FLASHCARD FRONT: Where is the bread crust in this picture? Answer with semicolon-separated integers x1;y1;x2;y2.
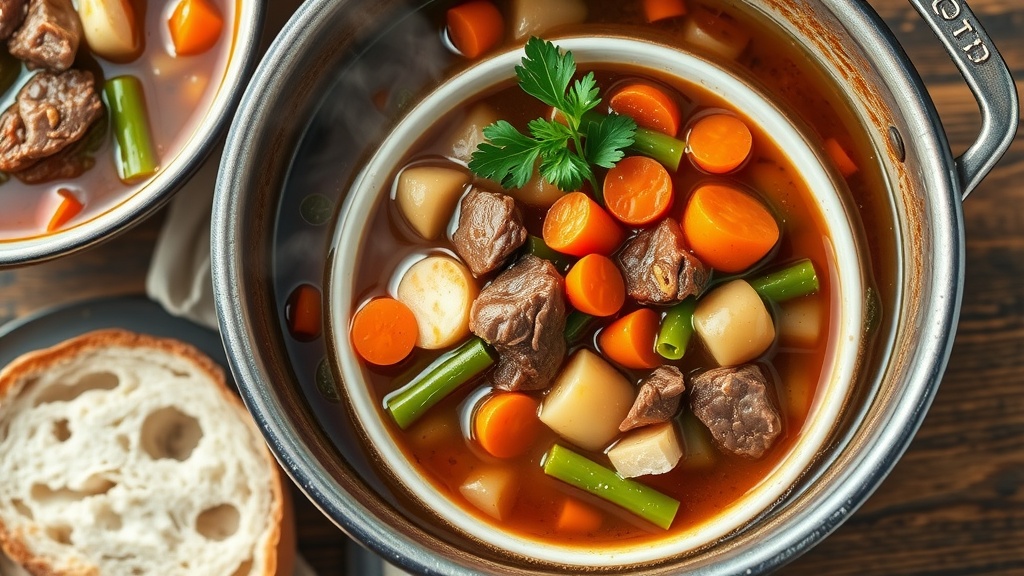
0;329;290;576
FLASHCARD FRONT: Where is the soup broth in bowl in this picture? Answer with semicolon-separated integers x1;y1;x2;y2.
327;8;869;565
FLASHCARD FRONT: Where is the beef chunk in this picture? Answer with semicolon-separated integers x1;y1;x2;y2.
617;219;709;305
469;255;567;391
690;364;781;459
452;187;527;276
0;70;102;173
7;0;81;71
620;366;685;432
0;0;27;40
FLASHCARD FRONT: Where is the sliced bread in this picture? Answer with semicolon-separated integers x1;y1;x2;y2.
0;329;293;576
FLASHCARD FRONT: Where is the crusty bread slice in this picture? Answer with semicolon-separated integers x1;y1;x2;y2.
0;329;292;576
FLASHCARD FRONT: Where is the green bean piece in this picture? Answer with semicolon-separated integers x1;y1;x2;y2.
104;75;159;183
0;48;21;95
385;337;496;429
749;259;819;302
656;297;696;360
564;310;594;345
543;444;680;530
629;127;685;172
524;235;573;272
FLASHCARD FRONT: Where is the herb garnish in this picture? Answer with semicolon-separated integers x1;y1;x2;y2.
468;37;637;192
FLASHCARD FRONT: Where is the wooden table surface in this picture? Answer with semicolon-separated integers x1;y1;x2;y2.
1;1;1020;574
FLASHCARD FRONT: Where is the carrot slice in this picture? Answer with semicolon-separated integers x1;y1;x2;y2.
598;308;662;370
687;113;752;174
643;0;689;23
286;284;323;341
351;297;418;366
446;1;504;59
566;254;626;317
474;392;541;459
168;0;224;56
602;156;674;226
825;137;859;177
681;183;779;273
609;83;682;136
46;188;83;232
556;497;603;533
542;192;624;257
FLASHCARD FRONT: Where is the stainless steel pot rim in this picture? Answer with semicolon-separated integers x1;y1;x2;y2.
211;0;965;574
0;3;267;268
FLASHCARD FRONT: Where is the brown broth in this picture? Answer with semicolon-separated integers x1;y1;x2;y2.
0;0;237;240
350;13;846;547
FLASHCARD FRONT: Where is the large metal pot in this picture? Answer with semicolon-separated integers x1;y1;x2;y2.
211;0;1018;573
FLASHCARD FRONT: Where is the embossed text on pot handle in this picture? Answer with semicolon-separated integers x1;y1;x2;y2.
908;0;1019;200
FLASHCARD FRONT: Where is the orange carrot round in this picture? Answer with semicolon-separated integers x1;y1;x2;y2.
446;1;504;60
286;284;323;341
598;308;662;370
566;254;626;317
687;113;752;174
474;392;541;459
681;183;780;273
168;0;224;56
543;192;624;257
643;0;689;23
824;137;859;177
556;497;603;533
46;188;83;232
609;83;682;136
602;156;674;226
351;297;418;366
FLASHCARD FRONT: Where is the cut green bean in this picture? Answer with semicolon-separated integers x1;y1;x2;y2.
385;337;496;429
564;310;594;345
524;235;573;272
629;128;685;172
542;444;680;530
104;75;159;183
656;297;696;360
749;259;819;302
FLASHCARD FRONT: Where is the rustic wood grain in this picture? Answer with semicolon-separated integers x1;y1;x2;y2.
0;1;1020;575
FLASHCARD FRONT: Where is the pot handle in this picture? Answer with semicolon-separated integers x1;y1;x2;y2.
907;0;1019;200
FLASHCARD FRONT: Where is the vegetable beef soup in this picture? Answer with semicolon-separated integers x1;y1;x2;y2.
340;0;882;549
0;0;235;239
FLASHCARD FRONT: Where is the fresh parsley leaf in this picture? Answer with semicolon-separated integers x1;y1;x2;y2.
468;120;541;189
584;113;637;169
468;37;638;193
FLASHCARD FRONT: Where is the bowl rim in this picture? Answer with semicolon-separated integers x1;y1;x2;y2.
211;0;964;573
0;0;267;267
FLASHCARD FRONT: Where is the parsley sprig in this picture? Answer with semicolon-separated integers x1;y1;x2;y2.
468;37;637;192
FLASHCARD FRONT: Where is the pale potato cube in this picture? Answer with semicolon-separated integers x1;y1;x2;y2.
395;165;470;239
396;256;477;349
509;0;587;40
693;279;775;366
446;103;500;163
680;8;752;61
509;161;564;208
459;467;518;521
779;296;823;348
607;422;683;478
539;350;635;452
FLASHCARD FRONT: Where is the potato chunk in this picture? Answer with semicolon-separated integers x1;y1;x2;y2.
459;466;518;521
509;0;587;40
778;296;823;348
446;103;499;163
693;279;775;366
680;8;752;61
396;256;477;349
539;349;635;451
607;422;683;478
395;165;470;240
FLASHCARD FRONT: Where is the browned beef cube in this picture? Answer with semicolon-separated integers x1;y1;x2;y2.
617;219;709;305
0;0;27;40
690;364;781;458
452;187;527;276
0;70;102;172
620;366;685;432
469;255;567;391
7;0;81;71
